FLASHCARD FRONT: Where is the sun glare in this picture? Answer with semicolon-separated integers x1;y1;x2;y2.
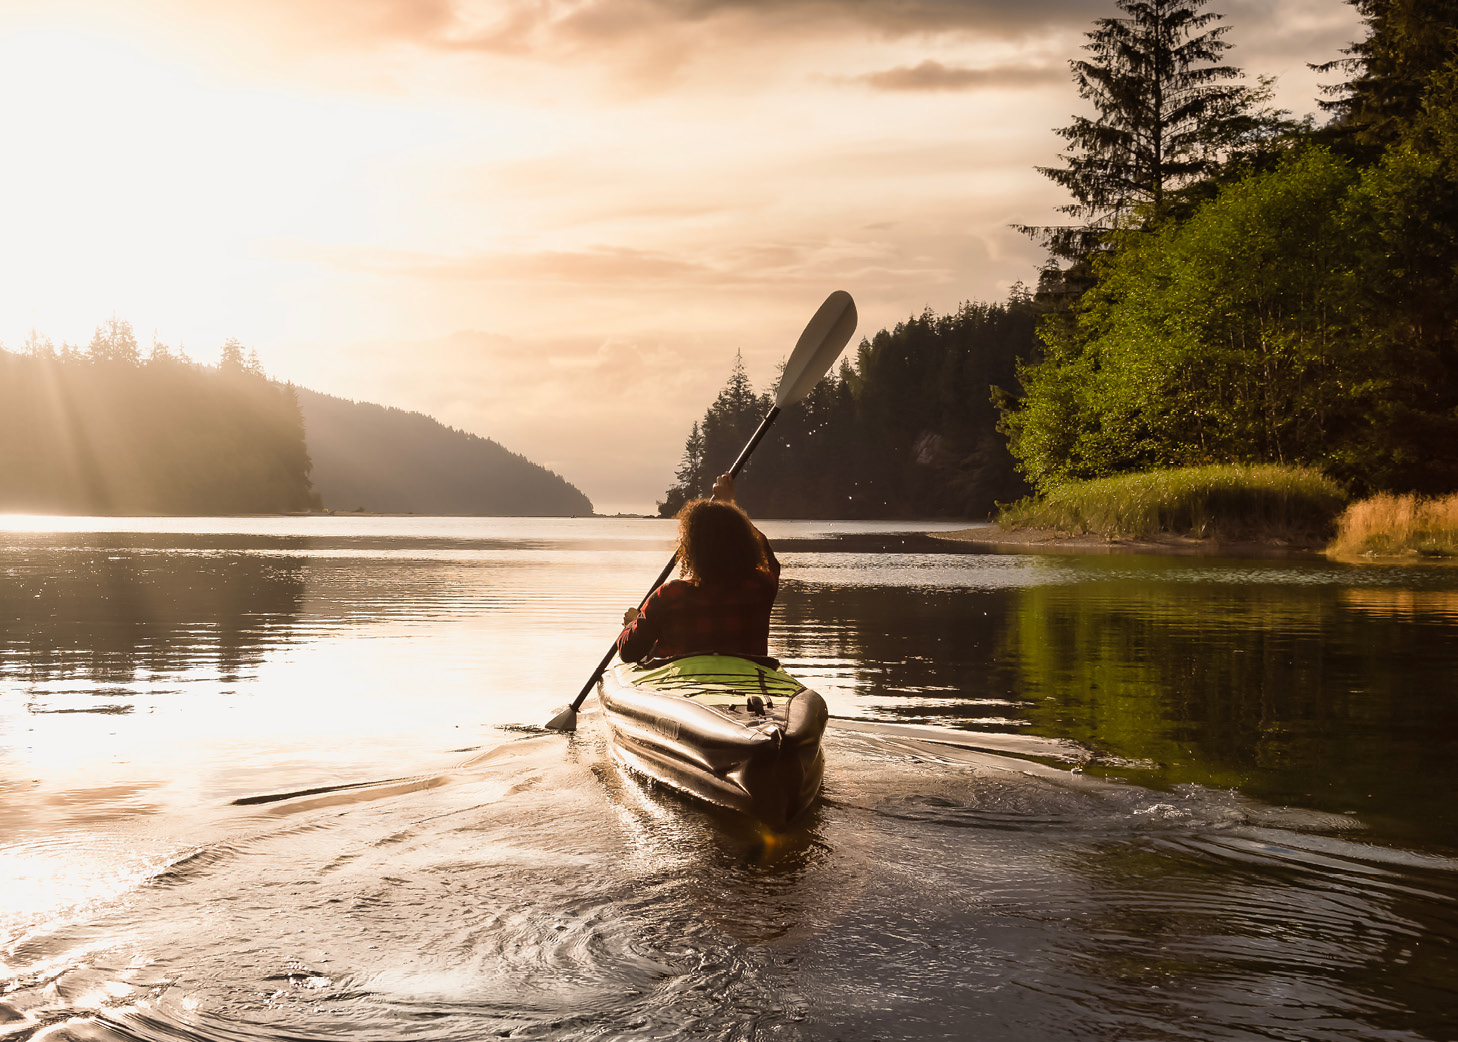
0;25;451;350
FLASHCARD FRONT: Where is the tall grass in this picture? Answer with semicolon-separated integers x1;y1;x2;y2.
1327;493;1458;558
998;464;1347;543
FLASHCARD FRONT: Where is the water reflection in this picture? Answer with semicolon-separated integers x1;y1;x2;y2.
0;542;306;699
2;520;1457;1040
1002;575;1458;850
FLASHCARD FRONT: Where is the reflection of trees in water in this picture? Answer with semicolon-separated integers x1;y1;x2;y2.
1;542;306;693
1005;582;1458;845
774;583;1027;728
774;573;1458;848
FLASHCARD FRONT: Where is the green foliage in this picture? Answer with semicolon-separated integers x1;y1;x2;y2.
1028;0;1288;263
1335;62;1458;491
997;464;1347;543
1006;134;1458;494
1008;2;1458;503
657;293;1040;519
1317;0;1458;152
1009;148;1366;488
0;335;317;514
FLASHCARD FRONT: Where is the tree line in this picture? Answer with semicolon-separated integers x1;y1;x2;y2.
657;294;1039;519
661;0;1458;517
1;318;317;514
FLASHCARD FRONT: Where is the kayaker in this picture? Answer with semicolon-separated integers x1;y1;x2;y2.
616;472;779;663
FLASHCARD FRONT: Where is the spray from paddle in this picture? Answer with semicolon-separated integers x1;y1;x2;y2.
546;291;858;732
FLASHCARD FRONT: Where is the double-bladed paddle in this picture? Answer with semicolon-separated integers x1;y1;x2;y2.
545;290;858;732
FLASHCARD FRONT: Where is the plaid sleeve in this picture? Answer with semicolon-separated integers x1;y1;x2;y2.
616;581;686;662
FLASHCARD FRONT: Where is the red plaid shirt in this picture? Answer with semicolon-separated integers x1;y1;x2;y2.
616;536;780;662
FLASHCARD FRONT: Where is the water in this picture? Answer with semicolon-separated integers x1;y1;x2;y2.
1;516;1455;1041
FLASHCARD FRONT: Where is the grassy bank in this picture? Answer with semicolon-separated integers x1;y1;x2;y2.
1327;493;1458;558
998;464;1347;544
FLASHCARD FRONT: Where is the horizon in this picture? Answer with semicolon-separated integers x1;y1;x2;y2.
1;0;1362;514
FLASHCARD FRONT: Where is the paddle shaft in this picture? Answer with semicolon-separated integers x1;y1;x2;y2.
564;405;782;713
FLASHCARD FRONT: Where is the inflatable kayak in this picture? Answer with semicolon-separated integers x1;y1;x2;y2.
598;654;828;829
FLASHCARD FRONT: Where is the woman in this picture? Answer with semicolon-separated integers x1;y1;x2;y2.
616;473;779;663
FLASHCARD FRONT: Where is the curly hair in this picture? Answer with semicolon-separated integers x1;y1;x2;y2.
676;498;768;585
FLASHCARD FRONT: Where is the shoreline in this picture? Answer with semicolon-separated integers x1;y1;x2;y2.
935;524;1325;558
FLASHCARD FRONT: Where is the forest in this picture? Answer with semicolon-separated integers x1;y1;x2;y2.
658;297;1038;519
0;321;316;514
0;321;593;516
659;0;1458;518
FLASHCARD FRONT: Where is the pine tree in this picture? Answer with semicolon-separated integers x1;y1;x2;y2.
1027;0;1273;263
88;315;140;365
1315;0;1458;151
699;351;766;478
219;337;248;373
674;422;708;500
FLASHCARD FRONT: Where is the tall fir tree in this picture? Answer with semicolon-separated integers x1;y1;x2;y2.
1025;0;1274;268
1315;0;1458;152
88;315;140;365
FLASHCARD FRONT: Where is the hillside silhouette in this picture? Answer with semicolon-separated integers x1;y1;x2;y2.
299;389;593;516
0;334;315;515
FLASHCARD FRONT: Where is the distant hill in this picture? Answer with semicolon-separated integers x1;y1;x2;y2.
298;389;593;516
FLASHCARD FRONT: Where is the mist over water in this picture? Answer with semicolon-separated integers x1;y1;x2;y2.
2;517;1456;1041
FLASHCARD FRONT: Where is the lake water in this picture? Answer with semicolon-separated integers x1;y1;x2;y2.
1;516;1455;1041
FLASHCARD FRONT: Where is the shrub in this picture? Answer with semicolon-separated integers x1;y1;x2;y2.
997;464;1347;543
1327;493;1458;557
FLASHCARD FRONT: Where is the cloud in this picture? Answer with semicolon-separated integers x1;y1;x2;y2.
411;247;713;286
277;237;948;294
303;0;1090;46
852;59;1063;92
239;0;1363;76
132;0;1094;64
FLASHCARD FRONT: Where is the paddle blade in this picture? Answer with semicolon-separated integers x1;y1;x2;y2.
545;704;578;732
774;290;857;408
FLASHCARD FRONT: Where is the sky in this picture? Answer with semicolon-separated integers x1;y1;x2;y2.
0;0;1364;514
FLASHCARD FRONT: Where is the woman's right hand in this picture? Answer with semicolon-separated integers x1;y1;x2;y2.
622;607;641;626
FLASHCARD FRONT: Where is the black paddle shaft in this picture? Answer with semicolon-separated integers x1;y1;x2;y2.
564;405;782;713
726;406;780;479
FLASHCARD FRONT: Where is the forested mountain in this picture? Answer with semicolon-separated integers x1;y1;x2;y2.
0;320;591;517
0;329;315;514
298;389;592;516
658;295;1038;520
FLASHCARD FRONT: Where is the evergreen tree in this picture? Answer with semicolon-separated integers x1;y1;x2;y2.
1025;0;1275;265
659;422;708;517
88;316;140;365
657;353;767;517
1316;0;1458;151
219;337;248;373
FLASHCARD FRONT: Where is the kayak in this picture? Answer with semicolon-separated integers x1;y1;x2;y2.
598;654;828;829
